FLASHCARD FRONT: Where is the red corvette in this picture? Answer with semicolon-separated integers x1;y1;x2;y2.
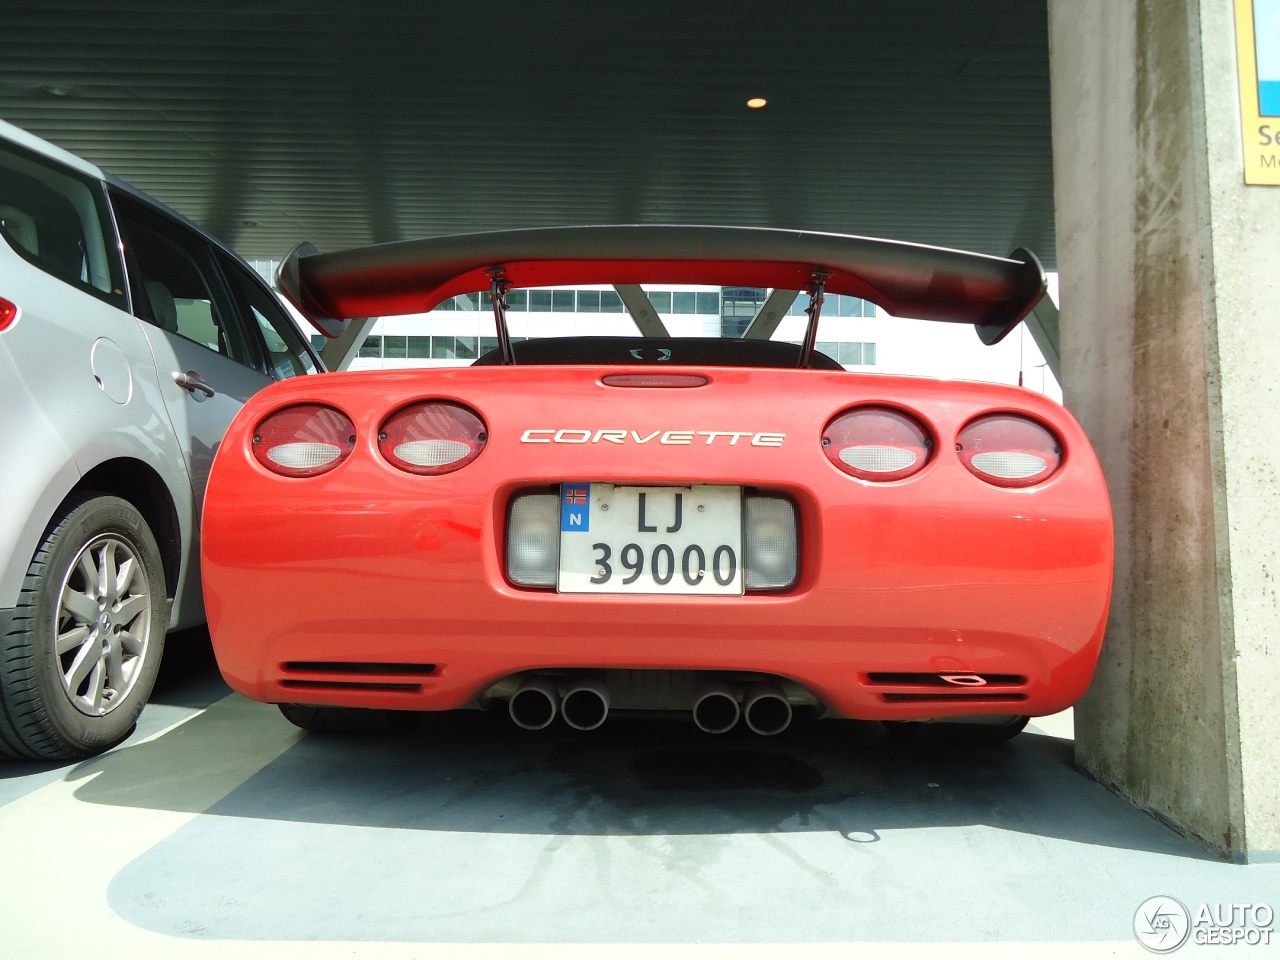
201;226;1112;741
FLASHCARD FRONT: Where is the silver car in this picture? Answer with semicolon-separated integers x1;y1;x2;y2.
0;119;323;760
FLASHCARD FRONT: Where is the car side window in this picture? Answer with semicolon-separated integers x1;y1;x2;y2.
0;140;126;308
112;196;254;367
219;255;320;380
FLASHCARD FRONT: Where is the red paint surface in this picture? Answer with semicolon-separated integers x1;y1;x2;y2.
202;364;1113;720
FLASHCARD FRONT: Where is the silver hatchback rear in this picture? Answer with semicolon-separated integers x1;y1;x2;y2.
0;119;322;760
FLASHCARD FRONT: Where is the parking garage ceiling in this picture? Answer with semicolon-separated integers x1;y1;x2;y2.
0;1;1056;267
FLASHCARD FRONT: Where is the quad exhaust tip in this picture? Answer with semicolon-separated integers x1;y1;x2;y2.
561;677;609;731
509;676;559;730
743;681;793;736
508;673;795;735
692;679;741;734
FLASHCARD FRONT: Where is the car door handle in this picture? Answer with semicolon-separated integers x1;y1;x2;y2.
173;369;216;399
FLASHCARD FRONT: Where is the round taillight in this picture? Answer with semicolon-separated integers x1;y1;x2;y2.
378;401;487;475
822;407;932;481
252;404;356;478
0;297;18;332
956;414;1062;487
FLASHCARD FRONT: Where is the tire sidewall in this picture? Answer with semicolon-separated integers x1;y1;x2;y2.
28;495;167;755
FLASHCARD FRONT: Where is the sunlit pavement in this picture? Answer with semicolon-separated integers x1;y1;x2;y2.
2;630;1276;960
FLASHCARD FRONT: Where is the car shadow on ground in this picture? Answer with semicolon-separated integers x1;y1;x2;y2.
49;627;1212;862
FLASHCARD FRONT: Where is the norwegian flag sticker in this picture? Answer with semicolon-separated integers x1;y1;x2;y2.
561;484;590;532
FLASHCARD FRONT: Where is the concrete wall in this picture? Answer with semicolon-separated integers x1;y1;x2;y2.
1049;0;1280;861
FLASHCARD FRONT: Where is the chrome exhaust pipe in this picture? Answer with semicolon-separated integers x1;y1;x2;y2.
692;678;740;734
743;681;792;736
508;676;559;730
561;677;609;731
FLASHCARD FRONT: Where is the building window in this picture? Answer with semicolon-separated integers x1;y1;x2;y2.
383;335;408;359
358;335;382;358
407;336;431;359
720;287;766;337
577;290;601;312
647;290;672;313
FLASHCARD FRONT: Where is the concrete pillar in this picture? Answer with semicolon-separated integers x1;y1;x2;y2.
1048;0;1280;862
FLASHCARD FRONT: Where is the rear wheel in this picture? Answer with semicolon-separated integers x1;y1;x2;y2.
278;703;418;735
880;720;923;743
881;715;1030;745
0;494;167;761
972;715;1030;743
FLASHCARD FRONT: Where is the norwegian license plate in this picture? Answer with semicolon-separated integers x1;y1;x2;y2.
557;483;743;595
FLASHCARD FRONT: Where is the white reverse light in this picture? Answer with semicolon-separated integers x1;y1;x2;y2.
266;442;343;469
838;445;918;474
970;451;1048;480
393;439;471;467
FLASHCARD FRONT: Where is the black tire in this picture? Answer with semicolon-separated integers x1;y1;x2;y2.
972;715;1030;743
0;493;168;761
277;703;419;735
882;715;1029;745
881;720;923;743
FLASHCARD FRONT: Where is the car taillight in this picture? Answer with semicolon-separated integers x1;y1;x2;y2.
0;297;17;331
378;401;487;475
822;407;932;482
252;404;355;478
956;414;1062;487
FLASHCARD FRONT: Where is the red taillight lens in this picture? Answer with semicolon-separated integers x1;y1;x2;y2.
822;407;932;481
957;414;1062;487
252;404;355;478
0;297;17;331
378;401;487;475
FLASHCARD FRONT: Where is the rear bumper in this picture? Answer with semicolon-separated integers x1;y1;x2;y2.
204;484;1111;722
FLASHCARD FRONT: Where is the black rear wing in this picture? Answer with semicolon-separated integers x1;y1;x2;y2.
277;225;1045;346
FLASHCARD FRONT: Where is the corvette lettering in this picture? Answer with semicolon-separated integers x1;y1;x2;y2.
520;428;785;447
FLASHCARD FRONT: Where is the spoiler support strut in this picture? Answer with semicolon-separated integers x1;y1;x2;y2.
797;272;829;368
488;267;515;365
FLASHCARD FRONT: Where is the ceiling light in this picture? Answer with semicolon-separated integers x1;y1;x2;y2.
746;97;767;109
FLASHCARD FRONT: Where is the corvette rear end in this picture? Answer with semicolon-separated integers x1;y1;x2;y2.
201;226;1112;737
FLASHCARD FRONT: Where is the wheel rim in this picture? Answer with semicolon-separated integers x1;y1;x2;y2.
53;534;153;717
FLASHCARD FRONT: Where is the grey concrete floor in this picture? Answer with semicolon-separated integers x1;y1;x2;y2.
1;629;1277;960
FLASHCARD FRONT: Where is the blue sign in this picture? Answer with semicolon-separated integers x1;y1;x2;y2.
1258;0;1280;114
561;484;590;532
